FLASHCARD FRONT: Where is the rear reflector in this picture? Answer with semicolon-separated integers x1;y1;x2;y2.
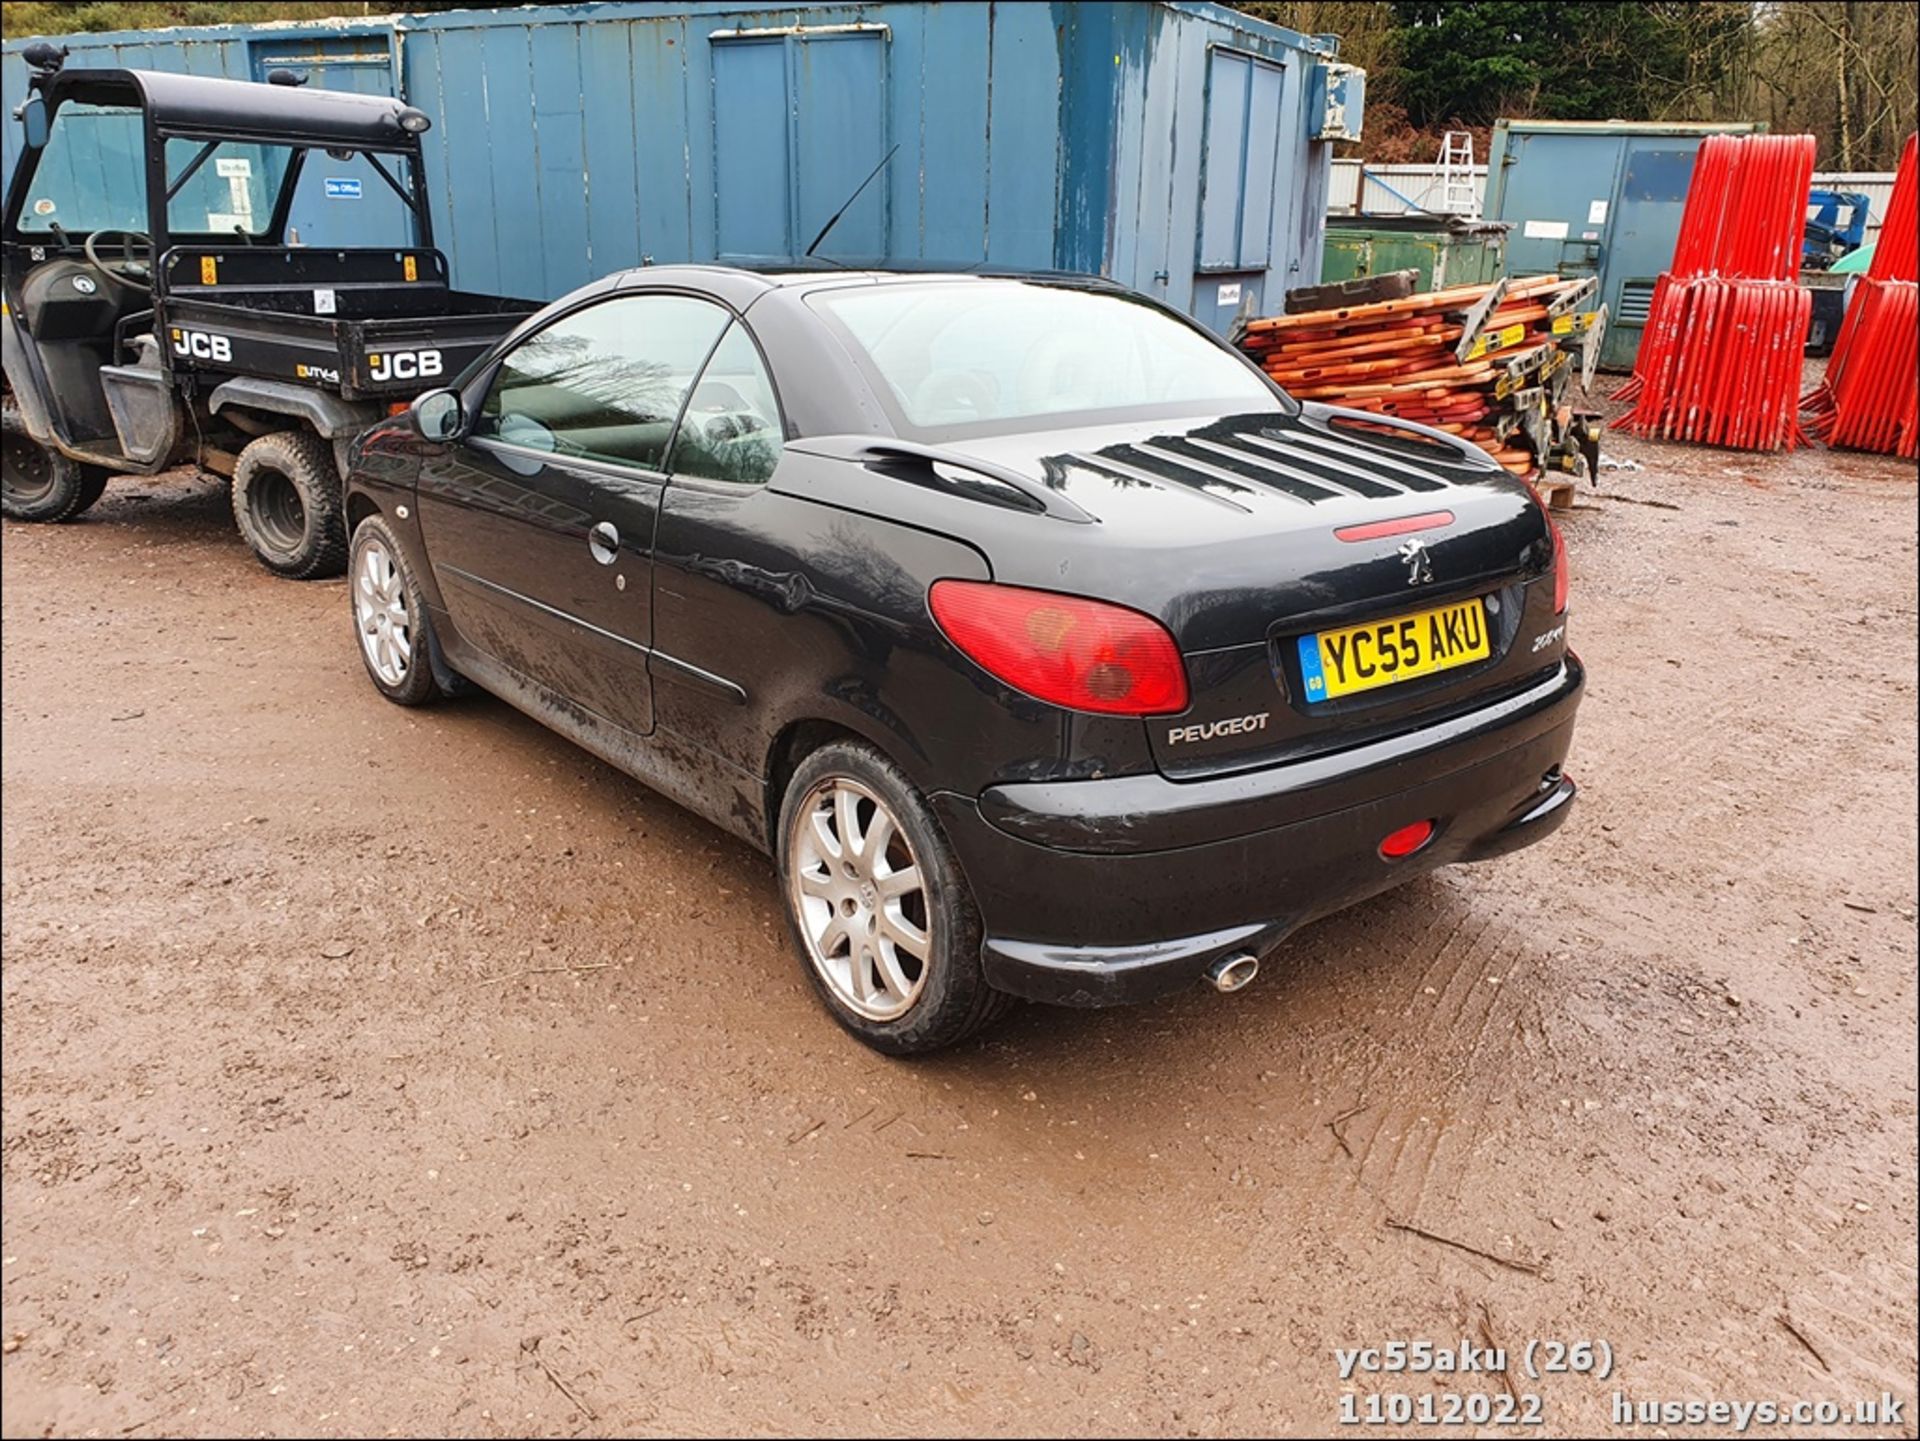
1334;510;1455;543
929;580;1189;717
1379;819;1435;859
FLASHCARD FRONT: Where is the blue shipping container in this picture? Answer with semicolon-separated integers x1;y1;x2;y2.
1483;118;1765;368
4;1;1360;331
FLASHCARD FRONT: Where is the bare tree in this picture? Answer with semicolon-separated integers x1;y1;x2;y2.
1746;1;1918;170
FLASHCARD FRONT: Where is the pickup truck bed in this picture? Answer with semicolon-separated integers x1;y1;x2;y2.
155;246;536;400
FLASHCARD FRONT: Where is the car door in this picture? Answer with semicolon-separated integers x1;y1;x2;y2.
414;292;733;736
649;319;792;770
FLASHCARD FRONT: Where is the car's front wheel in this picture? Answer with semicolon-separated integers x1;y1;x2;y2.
777;740;1012;1055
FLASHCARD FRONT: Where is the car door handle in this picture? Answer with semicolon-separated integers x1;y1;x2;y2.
588;521;619;565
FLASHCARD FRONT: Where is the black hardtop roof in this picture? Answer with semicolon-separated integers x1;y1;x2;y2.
38;66;423;150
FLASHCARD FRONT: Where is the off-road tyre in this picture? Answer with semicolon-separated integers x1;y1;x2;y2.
2;400;110;522
231;429;347;579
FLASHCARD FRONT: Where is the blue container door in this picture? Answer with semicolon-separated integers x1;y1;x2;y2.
1495;131;1624;285
1605;140;1706;366
793;32;887;263
713;39;791;263
248;36;411;250
713;28;888;265
1193;48;1284;333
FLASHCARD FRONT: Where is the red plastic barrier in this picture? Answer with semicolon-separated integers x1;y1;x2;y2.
1660;133;1815;283
1620;277;1810;449
1798;135;1917;456
1612;134;1818;448
1803;280;1919;458
1868;134;1916;283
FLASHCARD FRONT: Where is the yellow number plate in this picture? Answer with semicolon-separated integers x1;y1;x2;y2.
1297;597;1491;702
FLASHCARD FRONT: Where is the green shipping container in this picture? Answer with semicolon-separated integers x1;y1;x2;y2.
1322;215;1510;292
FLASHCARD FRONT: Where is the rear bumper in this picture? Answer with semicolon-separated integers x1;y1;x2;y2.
933;656;1584;1007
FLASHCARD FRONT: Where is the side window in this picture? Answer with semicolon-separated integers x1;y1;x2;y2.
668;321;784;485
475;294;731;471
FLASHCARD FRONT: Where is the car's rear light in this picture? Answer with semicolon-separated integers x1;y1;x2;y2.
1527;485;1570;615
929;580;1189;717
1550;513;1569;615
1379;819;1435;859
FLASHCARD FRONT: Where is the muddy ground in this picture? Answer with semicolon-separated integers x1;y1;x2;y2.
2;418;1916;1438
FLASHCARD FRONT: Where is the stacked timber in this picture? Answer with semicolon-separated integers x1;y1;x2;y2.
1236;274;1606;482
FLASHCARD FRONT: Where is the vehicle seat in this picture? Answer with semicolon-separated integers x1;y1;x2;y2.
19;258;133;341
18;258;144;447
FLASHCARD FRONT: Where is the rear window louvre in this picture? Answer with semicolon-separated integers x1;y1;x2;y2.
1269;427;1457;491
1088;442;1292;506
1199;432;1408;500
1061;451;1252;512
1129;439;1338;505
1321;414;1489;472
1235;430;1452;497
1144;434;1364;501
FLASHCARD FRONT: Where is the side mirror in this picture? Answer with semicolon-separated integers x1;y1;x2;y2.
20;95;50;150
411;387;463;441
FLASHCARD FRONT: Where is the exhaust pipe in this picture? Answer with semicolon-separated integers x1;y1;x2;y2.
1206;952;1259;994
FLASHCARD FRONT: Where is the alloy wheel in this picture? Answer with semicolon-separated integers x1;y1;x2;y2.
788;777;933;1021
354;537;412;686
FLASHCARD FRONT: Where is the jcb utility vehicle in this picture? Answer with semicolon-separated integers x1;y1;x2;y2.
1;47;536;576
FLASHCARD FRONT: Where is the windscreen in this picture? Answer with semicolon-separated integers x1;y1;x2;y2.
807;280;1283;437
15;102;147;234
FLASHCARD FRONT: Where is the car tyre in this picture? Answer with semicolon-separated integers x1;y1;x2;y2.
2;400;110;522
348;514;447;707
777;740;1013;1055
231;430;347;579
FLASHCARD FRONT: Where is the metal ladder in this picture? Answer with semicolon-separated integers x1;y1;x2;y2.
1438;131;1478;216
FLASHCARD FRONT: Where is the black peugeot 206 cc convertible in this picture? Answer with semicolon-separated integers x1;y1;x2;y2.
342;267;1583;1053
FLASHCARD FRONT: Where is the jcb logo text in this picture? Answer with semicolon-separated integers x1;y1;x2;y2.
171;329;232;362
368;349;443;383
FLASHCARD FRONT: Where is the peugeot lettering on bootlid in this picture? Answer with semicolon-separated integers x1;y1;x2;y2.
1169;713;1272;745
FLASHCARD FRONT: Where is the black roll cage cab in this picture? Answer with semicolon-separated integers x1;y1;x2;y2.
2;56;436;270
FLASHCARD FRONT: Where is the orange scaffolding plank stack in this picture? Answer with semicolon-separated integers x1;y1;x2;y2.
1237;274;1604;479
1802;133;1919;459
